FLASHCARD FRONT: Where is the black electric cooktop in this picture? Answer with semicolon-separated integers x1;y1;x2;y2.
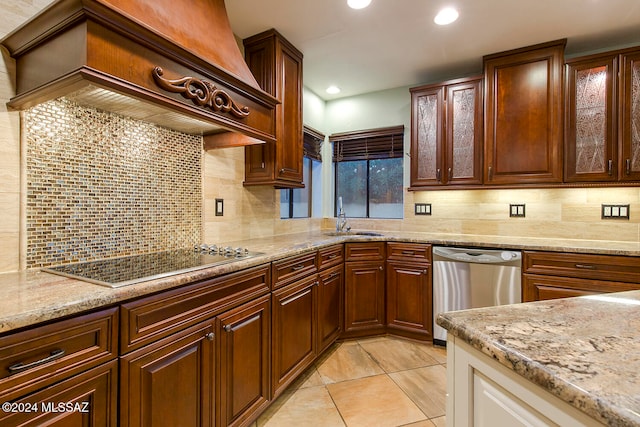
43;247;263;288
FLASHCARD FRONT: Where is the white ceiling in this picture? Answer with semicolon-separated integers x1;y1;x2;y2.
226;0;640;100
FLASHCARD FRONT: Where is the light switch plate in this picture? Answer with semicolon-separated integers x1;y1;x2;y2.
215;198;224;216
415;203;431;216
602;204;629;219
509;204;526;218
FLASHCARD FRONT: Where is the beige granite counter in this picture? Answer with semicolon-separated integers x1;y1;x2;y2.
437;291;640;426
1;230;639;335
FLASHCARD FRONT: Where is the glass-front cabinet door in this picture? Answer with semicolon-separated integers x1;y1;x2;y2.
564;54;617;182
620;49;640;181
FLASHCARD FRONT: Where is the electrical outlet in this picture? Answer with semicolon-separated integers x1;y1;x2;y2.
509;204;526;218
415;203;431;216
602;204;630;219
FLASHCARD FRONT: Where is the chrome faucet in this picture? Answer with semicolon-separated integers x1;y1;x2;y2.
336;197;351;232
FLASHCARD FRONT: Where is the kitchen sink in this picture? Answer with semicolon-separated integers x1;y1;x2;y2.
324;231;384;237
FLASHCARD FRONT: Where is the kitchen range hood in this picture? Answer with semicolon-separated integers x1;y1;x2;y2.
1;0;278;145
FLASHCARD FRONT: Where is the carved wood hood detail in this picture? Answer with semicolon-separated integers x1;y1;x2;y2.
1;0;278;143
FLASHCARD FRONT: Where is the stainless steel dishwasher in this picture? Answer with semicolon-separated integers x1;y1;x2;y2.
432;246;522;345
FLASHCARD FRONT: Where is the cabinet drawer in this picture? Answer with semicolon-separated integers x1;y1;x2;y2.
523;251;640;283
0;306;118;402
345;242;386;262
121;264;270;353
523;274;640;302
318;245;344;270
386;242;431;263
272;251;318;289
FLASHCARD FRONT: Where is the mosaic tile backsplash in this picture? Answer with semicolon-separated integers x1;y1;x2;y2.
25;98;202;268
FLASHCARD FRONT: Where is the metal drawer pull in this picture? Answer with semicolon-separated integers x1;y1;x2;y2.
8;349;65;373
223;325;233;332
608;160;613;176
575;264;596;270
627;159;631;175
328;254;338;259
402;251;415;255
205;332;215;341
291;264;306;271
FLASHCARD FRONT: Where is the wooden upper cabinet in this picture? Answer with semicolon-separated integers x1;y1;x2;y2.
410;76;483;188
620;48;640;181
244;29;304;188
564;46;640;183
483;39;565;185
564;53;617;182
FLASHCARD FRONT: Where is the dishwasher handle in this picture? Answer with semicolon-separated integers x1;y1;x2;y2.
432;246;521;265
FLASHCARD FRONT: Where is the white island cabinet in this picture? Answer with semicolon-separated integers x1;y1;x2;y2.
446;336;602;427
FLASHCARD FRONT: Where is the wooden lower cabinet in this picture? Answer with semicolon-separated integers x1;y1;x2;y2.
317;264;343;353
344;260;386;336
120;321;216;427
386;260;432;340
271;275;317;398
218;295;271;427
0;361;118;426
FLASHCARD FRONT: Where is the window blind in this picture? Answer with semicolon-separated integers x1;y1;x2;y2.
330;125;404;162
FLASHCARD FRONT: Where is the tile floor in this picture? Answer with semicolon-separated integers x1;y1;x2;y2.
253;336;448;427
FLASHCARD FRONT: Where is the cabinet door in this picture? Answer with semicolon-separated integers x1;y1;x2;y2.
218;295;271;427
0;361;117;426
565;54;617;182
386;260;432;339
271;275;317;397
620;49;640;181
484;40;565;185
120;322;215;427
317;264;344;352
344;260;386;335
275;41;304;184
410;85;445;187
446;78;483;185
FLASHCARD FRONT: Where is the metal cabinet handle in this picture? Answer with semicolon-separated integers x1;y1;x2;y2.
436;168;441;182
205;332;215;341
223;324;233;332
8;349;65;374
608;160;613;176
291;264;306;271
379;266;383;271
488;166;493;181
575;264;596;270
627;159;631;175
402;250;415;255
279;168;286;174
448;167;453;181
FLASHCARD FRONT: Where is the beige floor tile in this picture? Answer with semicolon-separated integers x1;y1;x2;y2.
316;341;384;384
429;416;446;427
399;420;436;427
327;375;427;427
389;365;447;419
359;337;439;372
423;344;447;365
294;367;325;389
257;385;345;427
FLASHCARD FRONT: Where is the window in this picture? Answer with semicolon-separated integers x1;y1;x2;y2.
280;126;324;219
332;126;404;219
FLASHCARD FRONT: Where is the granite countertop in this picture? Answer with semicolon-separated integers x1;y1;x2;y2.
437;291;640;427
1;229;639;335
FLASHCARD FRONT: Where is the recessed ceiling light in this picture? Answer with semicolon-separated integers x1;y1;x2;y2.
434;7;459;25
326;86;341;95
347;0;371;10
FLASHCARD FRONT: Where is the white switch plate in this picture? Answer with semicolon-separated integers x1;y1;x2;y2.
215;198;224;216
